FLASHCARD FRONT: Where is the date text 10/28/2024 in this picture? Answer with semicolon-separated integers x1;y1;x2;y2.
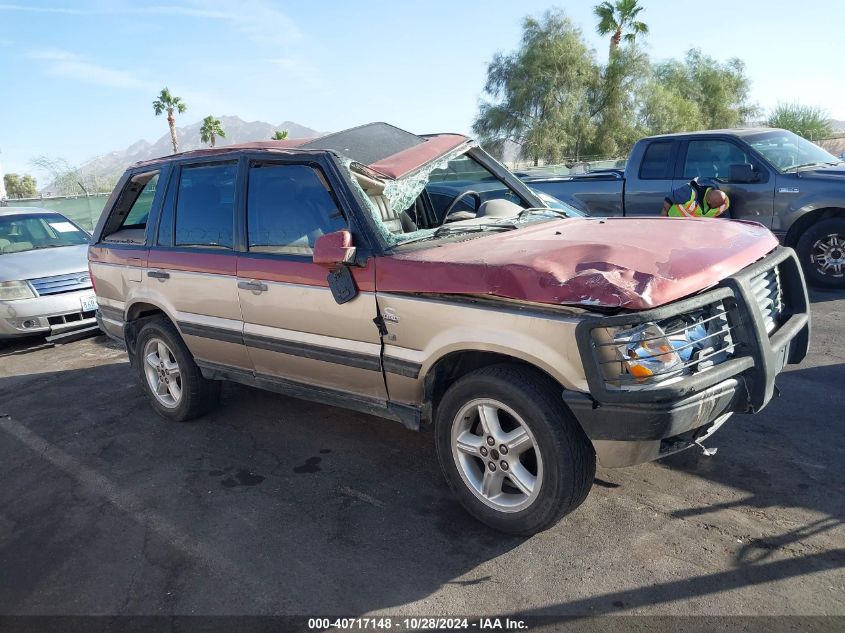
308;617;528;630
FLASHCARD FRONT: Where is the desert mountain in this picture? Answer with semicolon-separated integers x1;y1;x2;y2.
66;116;321;193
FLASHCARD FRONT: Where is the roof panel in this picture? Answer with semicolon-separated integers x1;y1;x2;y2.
299;122;425;165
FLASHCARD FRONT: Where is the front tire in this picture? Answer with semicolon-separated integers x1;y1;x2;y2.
135;317;220;422
796;218;845;288
434;364;595;536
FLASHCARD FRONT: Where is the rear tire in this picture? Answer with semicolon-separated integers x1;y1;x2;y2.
796;218;845;288
434;364;595;536
134;317;220;422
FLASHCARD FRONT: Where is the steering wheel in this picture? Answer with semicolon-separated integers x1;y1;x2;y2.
441;190;482;225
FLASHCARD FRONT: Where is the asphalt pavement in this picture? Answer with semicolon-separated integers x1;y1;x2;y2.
0;289;843;618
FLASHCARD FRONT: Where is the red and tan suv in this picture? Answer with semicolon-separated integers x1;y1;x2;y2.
89;123;811;535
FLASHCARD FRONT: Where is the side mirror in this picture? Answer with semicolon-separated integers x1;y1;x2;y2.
313;230;356;266
729;163;757;183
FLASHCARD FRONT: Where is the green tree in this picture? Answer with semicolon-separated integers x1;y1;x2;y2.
271;130;289;140
594;0;648;55
4;173;37;198
766;103;834;141
200;115;226;148
473;10;600;165
152;87;187;153
590;43;650;157
638;81;702;135
651;50;758;130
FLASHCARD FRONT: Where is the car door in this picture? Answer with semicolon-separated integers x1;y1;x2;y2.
146;159;252;370
623;140;677;216
674;138;774;226
236;158;387;400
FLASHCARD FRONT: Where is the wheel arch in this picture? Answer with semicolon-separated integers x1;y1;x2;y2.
422;350;571;424
123;300;178;363
785;207;845;248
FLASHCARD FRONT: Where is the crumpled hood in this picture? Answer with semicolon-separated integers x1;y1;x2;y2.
377;217;779;309
0;244;90;282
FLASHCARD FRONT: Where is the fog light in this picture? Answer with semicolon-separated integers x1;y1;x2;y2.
22;319;38;329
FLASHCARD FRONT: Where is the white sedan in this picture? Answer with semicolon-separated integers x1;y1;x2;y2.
0;207;98;339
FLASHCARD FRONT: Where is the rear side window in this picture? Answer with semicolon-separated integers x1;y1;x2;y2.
175;162;237;249
102;171;159;243
246;163;345;255
639;142;673;180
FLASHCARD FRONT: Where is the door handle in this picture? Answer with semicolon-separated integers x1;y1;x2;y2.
147;270;170;280
238;280;268;292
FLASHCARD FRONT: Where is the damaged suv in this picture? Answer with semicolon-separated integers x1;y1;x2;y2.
90;123;810;535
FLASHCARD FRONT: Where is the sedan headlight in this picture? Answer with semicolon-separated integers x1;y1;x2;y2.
609;308;732;385
0;280;36;301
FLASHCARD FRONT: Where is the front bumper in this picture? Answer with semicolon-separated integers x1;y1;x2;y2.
0;289;98;338
564;246;810;467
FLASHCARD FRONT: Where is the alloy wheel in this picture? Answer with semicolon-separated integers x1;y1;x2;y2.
812;233;845;277
450;398;543;513
143;338;182;408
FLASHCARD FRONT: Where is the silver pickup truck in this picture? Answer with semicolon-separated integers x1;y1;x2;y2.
525;128;845;288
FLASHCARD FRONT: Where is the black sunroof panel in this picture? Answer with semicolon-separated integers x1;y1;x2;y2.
299;122;423;165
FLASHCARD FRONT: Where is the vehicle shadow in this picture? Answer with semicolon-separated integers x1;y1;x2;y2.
505;360;845;617
0;344;842;616
0;356;526;615
807;287;845;304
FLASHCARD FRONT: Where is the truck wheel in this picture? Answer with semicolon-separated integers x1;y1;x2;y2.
796;218;845;288
434;364;595;536
135;317;220;422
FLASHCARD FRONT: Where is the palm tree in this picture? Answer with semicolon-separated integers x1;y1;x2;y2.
271;130;288;140
594;0;648;54
200;116;226;148
152;88;187;153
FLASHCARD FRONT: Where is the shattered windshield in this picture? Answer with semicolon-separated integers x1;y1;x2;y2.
342;148;571;248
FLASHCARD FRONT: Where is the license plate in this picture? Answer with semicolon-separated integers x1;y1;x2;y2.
80;294;98;312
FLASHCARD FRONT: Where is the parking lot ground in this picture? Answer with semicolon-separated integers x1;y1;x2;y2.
0;290;843;619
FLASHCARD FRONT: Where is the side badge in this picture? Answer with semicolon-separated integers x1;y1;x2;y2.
382;307;400;324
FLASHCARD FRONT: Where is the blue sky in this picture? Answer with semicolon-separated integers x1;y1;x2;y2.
1;0;843;178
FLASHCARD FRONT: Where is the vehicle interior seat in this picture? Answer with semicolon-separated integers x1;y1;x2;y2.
367;194;417;234
0;238;9;251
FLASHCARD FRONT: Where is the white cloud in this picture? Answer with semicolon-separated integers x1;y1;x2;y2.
28;48;153;89
0;3;84;13
2;1;301;49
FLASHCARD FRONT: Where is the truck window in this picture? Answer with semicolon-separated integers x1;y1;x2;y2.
683;140;750;180
174;162;237;249
102;171;159;243
639;142;673;180
246;163;346;255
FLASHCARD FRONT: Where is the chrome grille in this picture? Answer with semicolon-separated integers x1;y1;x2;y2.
749;266;783;334
28;271;92;296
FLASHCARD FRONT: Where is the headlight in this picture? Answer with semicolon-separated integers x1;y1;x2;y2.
612;323;683;381
0;280;36;301
609;309;731;385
